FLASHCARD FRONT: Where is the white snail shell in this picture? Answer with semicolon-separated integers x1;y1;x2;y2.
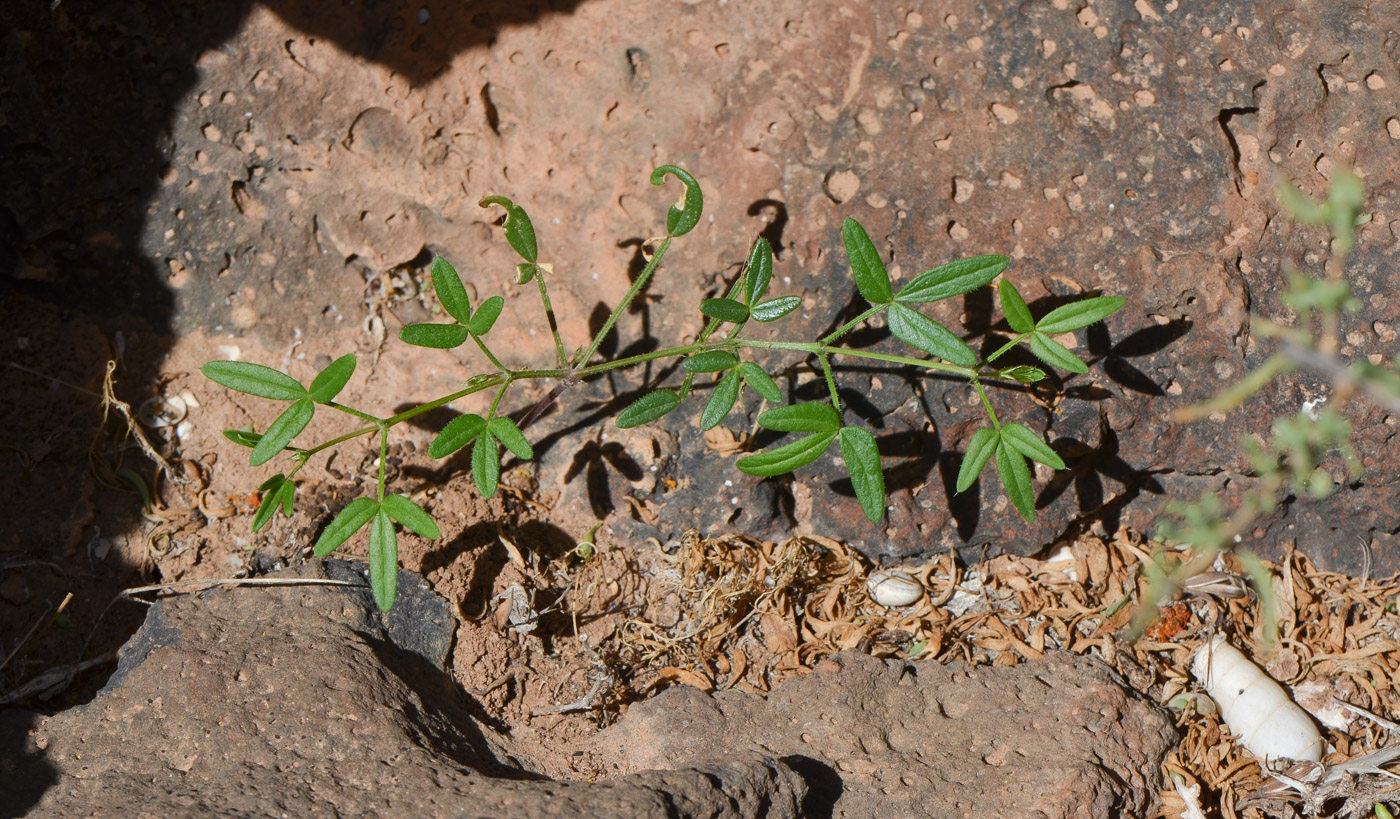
1191;634;1322;763
867;569;925;608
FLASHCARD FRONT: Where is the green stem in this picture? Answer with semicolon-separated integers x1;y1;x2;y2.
985;332;1032;365
376;429;389;501
471;334;507;372
325;402;382;425
382;376;506;427
819;304;885;346
574;237;672;369
818;353;841;414
972;378;1000;430
534;272;570;368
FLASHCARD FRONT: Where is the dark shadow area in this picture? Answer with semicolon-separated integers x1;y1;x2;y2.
779;754;843;819
745;199;789;259
1085;318;1192;396
0;2;586;801
0;710;57;817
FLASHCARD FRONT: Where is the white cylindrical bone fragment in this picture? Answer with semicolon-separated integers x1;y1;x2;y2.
1191;634;1323;763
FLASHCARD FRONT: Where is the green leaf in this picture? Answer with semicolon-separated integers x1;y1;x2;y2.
1000;423;1065;469
736;430;837;477
472;431;501;499
700;298;750;324
838;426;885;523
1277;179;1326;225
744;238;774;304
1028;332;1088;374
489;416;534;460
368;509;398;611
997;365;1047;384
223;428;263;448
616;390;682;428
470;296;505;336
479;195;539;263
429;257;472;324
250;398;315;466
841;218;893;305
429;413;486;459
308;354;357;404
751;296;801;322
313;497;380;557
381;494;441;540
1035;296;1127;334
998;280;1034;334
895;255;1008;304
649;164;704;237
956;427;1000;493
887;303;977;367
252;474;294;533
202;361;306;401
400;323;472;349
757;402;839;433
994;441;1036;522
739;362;781;403
684;350;739;373
701;366;742;431
515;262;538;285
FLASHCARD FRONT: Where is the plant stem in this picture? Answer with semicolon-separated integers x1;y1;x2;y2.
972;378;1000;430
376;429;389;501
325;402;382;424
818;353;841;414
471;334;508;372
573;237;672;369
534;272;570;368
819;304;884;346
985;332;1031;365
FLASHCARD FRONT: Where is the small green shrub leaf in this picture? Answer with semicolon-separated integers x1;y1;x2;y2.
650;164;704;237
470;296;505;336
223;428;263;448
368;509;398;611
400;323;471;349
313;497;379;557
489;416;534;460
841;218;893;305
736;430;837;477
684;350;739;373
994;441;1036;522
998;365;1047;384
895;255;1007;304
616;390;682;428
956;427;999;493
1035;296;1127;334
739;362;781;403
1000;423;1065;469
250;398;315;466
472;431;501;499
429;413;486;459
757;402;839;433
998;280;1035;334
252;474;294;533
751;296;801;323
700;298;750;324
838;426;885;523
479;195;539;262
701;366;742;431
515;262;538;285
202;361;306;401
744;237;773;304
381;494;441;540
887;303;977;367
308;354;357;404
1028;332;1088;374
429;257;472;323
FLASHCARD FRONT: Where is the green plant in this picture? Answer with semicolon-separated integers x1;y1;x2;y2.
1144;167;1392;641
202;165;1124;610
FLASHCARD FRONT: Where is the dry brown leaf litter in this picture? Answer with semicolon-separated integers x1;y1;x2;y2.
596;528;1400;818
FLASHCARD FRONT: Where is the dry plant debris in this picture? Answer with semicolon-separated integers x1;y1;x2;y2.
612;528;1400;818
